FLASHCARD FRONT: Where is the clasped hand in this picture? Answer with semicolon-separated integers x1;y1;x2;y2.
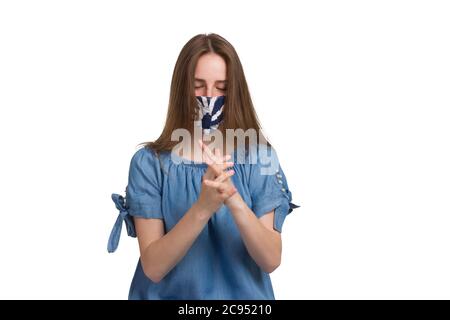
196;139;237;214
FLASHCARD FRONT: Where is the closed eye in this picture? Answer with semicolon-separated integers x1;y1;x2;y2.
195;85;226;91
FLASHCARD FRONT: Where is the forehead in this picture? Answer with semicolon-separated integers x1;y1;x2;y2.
194;53;227;80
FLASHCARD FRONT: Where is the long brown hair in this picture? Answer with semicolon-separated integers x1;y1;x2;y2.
139;33;270;154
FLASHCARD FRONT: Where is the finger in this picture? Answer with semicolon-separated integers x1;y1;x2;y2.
206;159;234;176
205;162;234;180
214;147;220;159
214;170;235;183
201;143;233;175
201;141;220;164
200;143;234;177
214;148;232;165
208;146;233;171
198;140;214;165
223;161;234;169
204;154;214;166
204;155;223;176
203;179;223;189
205;180;229;194
204;179;236;197
214;148;225;166
214;147;223;162
213;150;232;169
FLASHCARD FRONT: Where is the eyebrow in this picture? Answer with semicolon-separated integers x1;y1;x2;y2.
194;78;228;84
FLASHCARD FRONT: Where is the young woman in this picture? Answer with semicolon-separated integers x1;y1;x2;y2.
107;33;300;300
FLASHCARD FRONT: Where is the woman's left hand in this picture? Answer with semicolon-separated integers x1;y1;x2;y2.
198;140;238;202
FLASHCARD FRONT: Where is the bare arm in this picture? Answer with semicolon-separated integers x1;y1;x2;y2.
225;193;282;273
198;140;282;274
134;202;212;283
134;157;236;283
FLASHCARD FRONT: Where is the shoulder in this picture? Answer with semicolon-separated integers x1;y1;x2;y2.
238;143;280;175
231;143;281;181
129;145;161;173
233;143;277;160
131;145;159;163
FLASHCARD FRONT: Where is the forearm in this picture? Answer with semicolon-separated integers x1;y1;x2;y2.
140;202;212;282
226;193;282;273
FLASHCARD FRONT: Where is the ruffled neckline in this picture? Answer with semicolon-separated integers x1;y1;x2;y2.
166;151;209;168
156;144;260;168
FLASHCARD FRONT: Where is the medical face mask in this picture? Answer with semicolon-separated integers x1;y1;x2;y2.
195;95;226;134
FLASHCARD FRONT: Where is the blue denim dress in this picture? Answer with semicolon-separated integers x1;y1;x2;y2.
107;143;300;300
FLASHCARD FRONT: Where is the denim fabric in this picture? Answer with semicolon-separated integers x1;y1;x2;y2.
107;144;300;300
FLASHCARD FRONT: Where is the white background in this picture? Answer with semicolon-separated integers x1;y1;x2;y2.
1;1;449;299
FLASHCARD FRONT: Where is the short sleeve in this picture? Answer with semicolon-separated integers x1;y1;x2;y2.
125;147;163;219
248;144;300;233
107;146;163;253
